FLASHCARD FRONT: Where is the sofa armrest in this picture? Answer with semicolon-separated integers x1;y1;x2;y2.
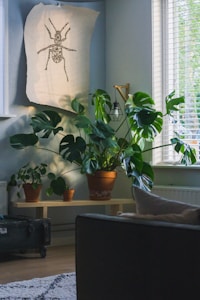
76;213;200;300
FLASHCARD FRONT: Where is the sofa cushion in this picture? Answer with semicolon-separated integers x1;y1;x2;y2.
118;208;200;225
132;185;199;215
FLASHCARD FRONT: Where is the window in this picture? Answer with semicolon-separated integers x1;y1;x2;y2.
152;0;200;164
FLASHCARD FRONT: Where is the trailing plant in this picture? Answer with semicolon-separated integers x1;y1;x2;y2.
9;89;197;191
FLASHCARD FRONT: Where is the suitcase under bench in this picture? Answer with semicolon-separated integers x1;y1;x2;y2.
0;215;51;258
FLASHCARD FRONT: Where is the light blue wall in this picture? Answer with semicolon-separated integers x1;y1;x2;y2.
105;0;152;95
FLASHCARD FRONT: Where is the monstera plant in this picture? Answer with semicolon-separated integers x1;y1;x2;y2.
9;89;196;192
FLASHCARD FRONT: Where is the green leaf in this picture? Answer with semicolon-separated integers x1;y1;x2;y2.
165;91;185;115
131;162;154;191
59;135;86;164
136;109;161;126
39;163;48;175
100;137;119;150
122;148;154;191
127;107;163;142
71;98;85;114
47;172;56;180
81;156;100;174
91;89;112;123
90;120;115;140
133;91;155;107
10;134;38;149
50;176;66;195
31;110;63;138
171;137;197;165
74;115;92;131
46;187;53;197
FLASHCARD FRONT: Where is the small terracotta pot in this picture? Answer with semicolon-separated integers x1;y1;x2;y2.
86;171;117;200
63;189;75;201
23;183;42;202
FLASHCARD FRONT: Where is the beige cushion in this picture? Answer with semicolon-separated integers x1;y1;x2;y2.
119;208;200;225
133;186;198;215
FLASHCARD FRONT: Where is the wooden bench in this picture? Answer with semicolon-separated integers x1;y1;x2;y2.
12;198;134;218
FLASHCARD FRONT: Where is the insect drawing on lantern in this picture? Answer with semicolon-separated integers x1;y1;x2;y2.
37;18;76;81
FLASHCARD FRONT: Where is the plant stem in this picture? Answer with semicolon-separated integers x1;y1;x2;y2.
35;147;59;155
61;166;81;176
115;116;127;133
142;143;174;153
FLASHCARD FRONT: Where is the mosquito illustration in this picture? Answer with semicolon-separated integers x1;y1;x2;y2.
37;18;77;81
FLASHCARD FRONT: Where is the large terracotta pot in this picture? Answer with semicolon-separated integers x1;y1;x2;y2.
23;183;42;202
86;171;117;200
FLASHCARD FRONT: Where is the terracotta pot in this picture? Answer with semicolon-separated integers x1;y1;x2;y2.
63;189;75;201
86;171;117;200
23;183;42;202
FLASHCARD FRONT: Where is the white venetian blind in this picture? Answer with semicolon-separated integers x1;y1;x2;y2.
153;0;200;164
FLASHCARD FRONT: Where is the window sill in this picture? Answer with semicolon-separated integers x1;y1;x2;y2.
153;163;200;170
0;114;16;118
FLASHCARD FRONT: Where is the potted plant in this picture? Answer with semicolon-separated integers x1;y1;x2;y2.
46;173;75;201
9;89;196;199
8;162;48;202
63;188;75;202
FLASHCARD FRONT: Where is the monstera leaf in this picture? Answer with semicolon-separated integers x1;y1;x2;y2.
49;176;66;196
89;121;116;144
122;144;154;191
125;92;163;143
165;90;185;116
71;98;85;115
59;135;86;164
31;110;63;138
81;154;100;174
127;106;163;143
132;91;154;107
91;89;112;123
171;137;197;165
74;115;92;135
10;134;39;149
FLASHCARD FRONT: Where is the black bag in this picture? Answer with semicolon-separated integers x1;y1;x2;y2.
0;215;51;258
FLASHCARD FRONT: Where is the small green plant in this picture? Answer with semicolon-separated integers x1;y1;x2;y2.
8;162;48;191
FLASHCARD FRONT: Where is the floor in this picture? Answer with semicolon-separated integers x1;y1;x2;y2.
0;245;76;284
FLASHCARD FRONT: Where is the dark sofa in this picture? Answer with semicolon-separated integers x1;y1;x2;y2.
75;213;200;300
